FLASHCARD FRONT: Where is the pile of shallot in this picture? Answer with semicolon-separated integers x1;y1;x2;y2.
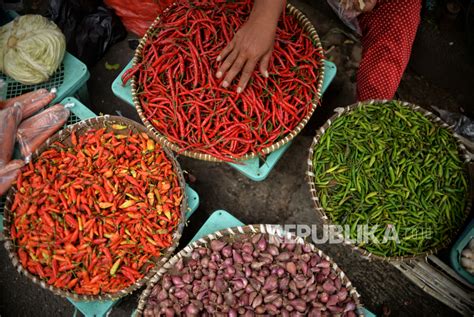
143;233;359;316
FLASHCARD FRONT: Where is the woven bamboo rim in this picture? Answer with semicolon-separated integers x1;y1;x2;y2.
3;115;188;301
135;224;365;316
131;2;326;162
306;99;473;262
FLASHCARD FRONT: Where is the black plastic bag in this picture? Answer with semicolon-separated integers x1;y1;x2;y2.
432;106;474;141
48;0;127;66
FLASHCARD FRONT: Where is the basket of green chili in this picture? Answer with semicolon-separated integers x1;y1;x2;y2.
307;100;472;261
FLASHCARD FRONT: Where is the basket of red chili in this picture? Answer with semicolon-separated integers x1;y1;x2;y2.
136;224;364;316
3;115;188;300
123;0;325;163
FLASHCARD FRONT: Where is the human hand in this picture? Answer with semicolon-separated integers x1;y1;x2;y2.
216;0;285;93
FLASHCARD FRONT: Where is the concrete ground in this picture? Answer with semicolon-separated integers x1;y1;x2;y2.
1;0;473;316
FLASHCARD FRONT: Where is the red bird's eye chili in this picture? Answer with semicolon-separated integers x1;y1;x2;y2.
122;0;323;162
10;127;183;295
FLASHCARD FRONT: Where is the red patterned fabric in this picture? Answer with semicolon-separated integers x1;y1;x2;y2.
356;0;422;101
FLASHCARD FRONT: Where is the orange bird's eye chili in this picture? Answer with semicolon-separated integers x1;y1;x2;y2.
10;127;183;295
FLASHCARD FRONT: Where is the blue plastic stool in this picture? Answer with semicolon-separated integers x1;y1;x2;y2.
111;60;337;181
191;210;376;317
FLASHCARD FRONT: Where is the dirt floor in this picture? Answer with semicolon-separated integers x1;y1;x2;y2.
1;0;473;316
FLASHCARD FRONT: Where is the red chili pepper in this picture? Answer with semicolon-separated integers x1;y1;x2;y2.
121;0;322;162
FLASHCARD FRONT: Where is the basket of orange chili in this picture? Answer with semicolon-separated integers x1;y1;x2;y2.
3;115;188;300
123;0;325;163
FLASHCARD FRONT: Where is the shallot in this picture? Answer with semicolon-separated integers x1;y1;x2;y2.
143;233;359;316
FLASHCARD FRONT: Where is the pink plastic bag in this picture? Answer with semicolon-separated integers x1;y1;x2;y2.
327;0;362;35
105;0;174;36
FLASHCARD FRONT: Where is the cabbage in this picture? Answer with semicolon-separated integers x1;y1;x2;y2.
0;15;66;85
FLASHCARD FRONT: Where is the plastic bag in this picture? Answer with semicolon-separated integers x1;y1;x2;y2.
104;0;174;36
327;0;362;35
17;103;70;162
48;0;127;66
432;106;474;141
0;160;24;196
0;104;23;168
0;88;57;118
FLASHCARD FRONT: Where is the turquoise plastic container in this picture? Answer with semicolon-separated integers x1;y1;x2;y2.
0;11;90;103
111;59;337;181
450;219;474;284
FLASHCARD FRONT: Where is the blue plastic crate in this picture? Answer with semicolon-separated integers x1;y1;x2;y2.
111;59;337;181
191;210;376;317
450;219;474;284
0;11;90;103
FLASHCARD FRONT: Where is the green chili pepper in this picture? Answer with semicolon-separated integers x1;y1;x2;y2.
311;100;468;257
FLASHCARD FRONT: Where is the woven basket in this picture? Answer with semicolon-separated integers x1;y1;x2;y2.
306;100;473;262
3;115;188;301
130;2;326;162
135;224;365;316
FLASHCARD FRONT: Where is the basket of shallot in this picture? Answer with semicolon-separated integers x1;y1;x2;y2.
136;224;364;316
